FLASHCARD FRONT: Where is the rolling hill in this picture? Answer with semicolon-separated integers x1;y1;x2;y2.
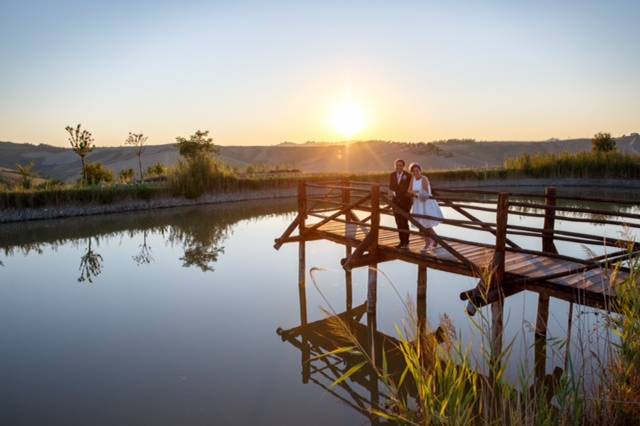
1;135;639;182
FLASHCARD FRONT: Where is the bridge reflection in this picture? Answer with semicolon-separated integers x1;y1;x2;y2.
277;242;565;424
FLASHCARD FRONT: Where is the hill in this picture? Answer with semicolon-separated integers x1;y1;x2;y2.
1;135;639;182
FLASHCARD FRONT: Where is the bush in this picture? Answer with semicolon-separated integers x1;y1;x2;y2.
84;162;114;185
169;156;236;198
119;168;135;184
147;162;166;177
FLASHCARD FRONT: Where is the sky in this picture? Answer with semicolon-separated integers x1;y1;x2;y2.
0;0;638;147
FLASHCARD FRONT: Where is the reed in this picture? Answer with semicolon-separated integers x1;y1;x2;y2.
504;151;640;179
313;257;640;425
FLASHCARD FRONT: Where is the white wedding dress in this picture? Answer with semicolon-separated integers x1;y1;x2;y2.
411;177;443;228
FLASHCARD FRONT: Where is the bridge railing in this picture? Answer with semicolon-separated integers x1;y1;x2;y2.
276;180;640;281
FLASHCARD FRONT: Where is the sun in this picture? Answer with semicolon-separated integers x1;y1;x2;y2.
330;101;366;139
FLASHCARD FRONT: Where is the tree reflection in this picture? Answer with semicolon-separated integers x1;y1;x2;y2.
169;220;228;272
132;230;154;266
78;237;103;283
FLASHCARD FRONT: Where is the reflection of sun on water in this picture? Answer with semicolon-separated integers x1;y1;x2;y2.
330;101;366;139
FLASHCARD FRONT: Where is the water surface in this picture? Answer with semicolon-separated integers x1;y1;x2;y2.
1;190;637;425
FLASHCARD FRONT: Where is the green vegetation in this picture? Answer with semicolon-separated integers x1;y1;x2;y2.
319;259;640;425
504;151;640;179
169;129;226;198
84;162;114;184
146;162;166;178
65;124;95;184
119;168;135;184
3;128;640;211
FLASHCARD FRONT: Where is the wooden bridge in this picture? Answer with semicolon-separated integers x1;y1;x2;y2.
275;180;640;313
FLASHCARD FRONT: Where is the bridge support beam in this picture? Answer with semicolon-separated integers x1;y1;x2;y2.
543;187;558;254
417;265;427;335
298;242;310;384
535;293;550;384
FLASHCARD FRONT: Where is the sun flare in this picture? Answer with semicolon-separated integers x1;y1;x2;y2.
330;101;366;139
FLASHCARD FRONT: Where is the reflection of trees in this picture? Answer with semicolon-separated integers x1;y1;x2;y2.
168;222;229;272
132;230;154;266
78;237;103;283
0;199;295;275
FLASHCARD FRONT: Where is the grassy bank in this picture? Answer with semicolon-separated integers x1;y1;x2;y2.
2;151;639;210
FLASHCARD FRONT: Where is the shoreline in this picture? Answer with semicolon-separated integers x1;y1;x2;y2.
2;177;640;224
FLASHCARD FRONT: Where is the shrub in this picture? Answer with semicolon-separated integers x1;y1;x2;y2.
119;168;135;184
147;162;166;177
169;156;235;198
84;162;114;185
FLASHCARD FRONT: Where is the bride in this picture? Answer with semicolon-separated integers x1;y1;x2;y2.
408;163;443;251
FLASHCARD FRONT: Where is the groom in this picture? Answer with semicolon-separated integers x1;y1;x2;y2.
388;159;413;248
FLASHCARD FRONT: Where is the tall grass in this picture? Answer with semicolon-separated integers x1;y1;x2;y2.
315;258;640;425
504;151;640;179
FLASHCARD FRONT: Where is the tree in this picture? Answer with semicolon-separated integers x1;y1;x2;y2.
119;168;135;184
65;124;95;184
176;130;218;161
592;132;616;153
125;132;148;181
84;162;114;184
15;161;37;189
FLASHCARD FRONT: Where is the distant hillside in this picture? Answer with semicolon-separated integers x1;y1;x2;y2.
1;135;639;182
0;167;47;188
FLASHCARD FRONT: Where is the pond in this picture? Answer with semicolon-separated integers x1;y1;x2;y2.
1;189;638;425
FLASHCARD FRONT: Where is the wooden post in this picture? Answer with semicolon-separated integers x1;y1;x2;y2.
345;246;353;315
367;309;380;424
370;185;380;255
342;179;351;221
417;265;427;336
367;265;378;316
298;180;306;236
490;300;504;384
535;293;550;385
543;187;558;253
298;241;310;383
493;193;509;289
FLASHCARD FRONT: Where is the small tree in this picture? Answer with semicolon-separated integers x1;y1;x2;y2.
119;168;135;184
84;162;114;185
592;132;616;153
65;124;95;184
125;132;148;181
176;130;218;161
15;161;37;189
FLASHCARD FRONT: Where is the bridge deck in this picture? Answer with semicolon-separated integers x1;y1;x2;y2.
310;219;625;301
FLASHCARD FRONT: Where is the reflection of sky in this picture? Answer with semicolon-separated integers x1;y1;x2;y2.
0;199;633;423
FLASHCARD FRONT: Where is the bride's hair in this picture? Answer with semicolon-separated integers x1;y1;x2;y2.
409;163;421;173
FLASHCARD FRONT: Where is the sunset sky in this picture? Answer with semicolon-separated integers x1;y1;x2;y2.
1;0;638;147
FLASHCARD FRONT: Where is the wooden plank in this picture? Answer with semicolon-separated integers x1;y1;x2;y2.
508;257;582;278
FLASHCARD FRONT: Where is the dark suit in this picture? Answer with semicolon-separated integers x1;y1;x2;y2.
389;171;413;245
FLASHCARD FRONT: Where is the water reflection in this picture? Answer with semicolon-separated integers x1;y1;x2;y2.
132;229;154;266
78;237;103;283
0;200;295;281
278;242;570;424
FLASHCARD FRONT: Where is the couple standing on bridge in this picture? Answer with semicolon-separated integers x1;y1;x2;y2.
389;159;443;252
